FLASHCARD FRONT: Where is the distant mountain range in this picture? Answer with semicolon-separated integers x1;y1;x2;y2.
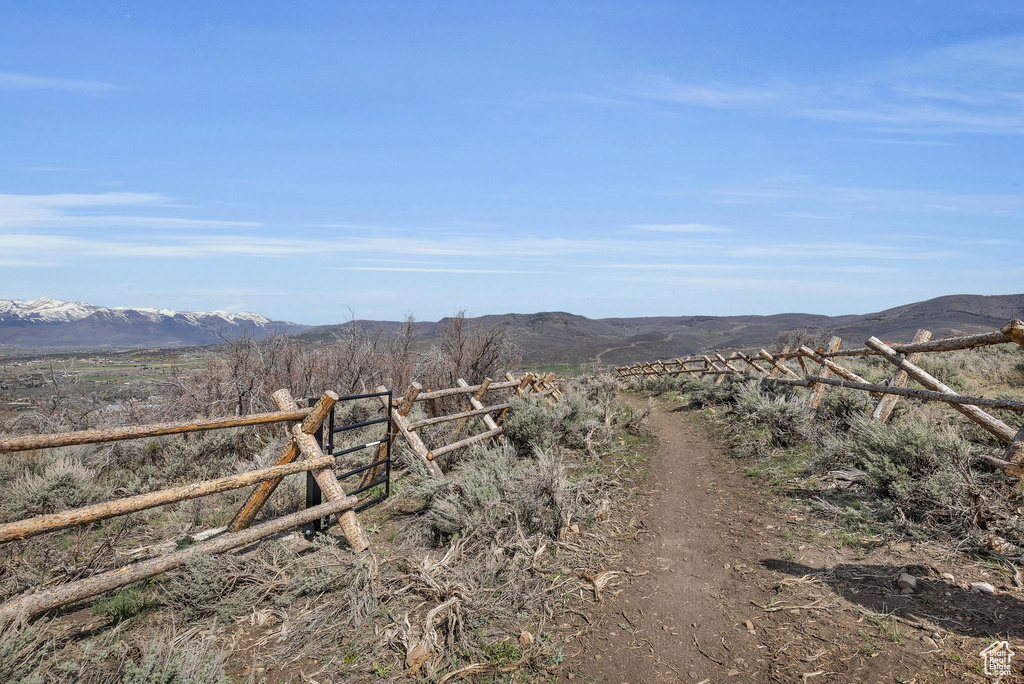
298;294;1024;365
2;294;1022;364
0;297;306;348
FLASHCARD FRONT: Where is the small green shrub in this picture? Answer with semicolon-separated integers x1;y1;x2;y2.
683;378;750;408
917;356;968;392
410;444;596;546
92;585;156;622
501;395;563;451
819;388;874;427
502;378;630;454
482;640;523;665
817;417;974;516
729;386;813;449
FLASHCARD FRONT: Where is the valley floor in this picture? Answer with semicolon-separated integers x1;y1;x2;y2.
563;398;1024;683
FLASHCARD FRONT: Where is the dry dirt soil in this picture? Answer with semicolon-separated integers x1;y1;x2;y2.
561;399;1024;684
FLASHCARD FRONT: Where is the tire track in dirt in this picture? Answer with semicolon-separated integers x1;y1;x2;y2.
594;332;680;364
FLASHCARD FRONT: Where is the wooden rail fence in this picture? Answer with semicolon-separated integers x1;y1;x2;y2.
381;371;561;478
615;319;1024;477
0;371;562;621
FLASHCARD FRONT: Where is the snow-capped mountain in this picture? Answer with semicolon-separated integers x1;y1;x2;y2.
0;297;308;348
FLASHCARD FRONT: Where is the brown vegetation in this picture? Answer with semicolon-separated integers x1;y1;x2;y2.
0;313;655;682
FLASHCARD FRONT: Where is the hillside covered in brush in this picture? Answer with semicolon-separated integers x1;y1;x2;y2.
299;293;1024;365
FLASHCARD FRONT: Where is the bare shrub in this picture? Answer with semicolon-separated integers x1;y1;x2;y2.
419;311;520;390
774;327;833;353
503;376;632;454
410;442;601;546
161;546;290;622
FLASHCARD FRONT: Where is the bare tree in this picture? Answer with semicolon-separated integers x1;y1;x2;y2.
774;327;833;353
421;310;521;388
385;313;417;391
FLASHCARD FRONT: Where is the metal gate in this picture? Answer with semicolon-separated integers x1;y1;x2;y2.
303;389;392;536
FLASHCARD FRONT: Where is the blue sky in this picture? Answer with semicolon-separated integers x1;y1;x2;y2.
2;2;1023;324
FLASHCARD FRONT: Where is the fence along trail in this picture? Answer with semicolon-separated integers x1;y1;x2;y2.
0;371;562;621
8;317;1018;626
616;318;1024;476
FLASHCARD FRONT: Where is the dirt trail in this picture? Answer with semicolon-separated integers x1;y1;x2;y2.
566;403;773;682
564;399;1024;683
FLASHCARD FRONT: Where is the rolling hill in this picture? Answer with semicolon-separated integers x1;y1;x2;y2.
298;294;1024;365
3;294;1021;365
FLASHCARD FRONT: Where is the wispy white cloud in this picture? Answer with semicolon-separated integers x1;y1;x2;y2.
726;242;959;260
0;190;983;295
336;266;533;275
856;138;956;147
713;185;1024;217
58;216;263;229
590;273;877;296
0;257;55;267
521;91;651;109
632;75;783;107
0;72;120;93
927;36;1024;71
962;239;1014;246
0;192;261;229
571;263;899;274
0;192;166;209
775;211;851;220
607;36;1024;136
630;223;729;233
0;233;615;261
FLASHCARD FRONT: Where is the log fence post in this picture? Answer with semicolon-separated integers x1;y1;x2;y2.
0;453;340;544
1002;319;1024;350
228;390;339;533
457;378;502;433
740;353;767;374
378;393;443;478
397;382;422;416
805;337;841;408
453;378;492;437
425;389;439;418
871;329;932;423
1003;426;1024;478
866;337;1017;442
715;353;744;376
275;390;369;551
495;373;531;424
798;345;882;398
703;356;728;385
0;498;357;623
764;347;793;379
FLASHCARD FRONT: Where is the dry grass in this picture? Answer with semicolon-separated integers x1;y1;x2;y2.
0;368;648;682
631;343;1024;559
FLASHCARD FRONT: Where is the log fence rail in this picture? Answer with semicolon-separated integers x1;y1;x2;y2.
615;318;1024;476
0;370;562;621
